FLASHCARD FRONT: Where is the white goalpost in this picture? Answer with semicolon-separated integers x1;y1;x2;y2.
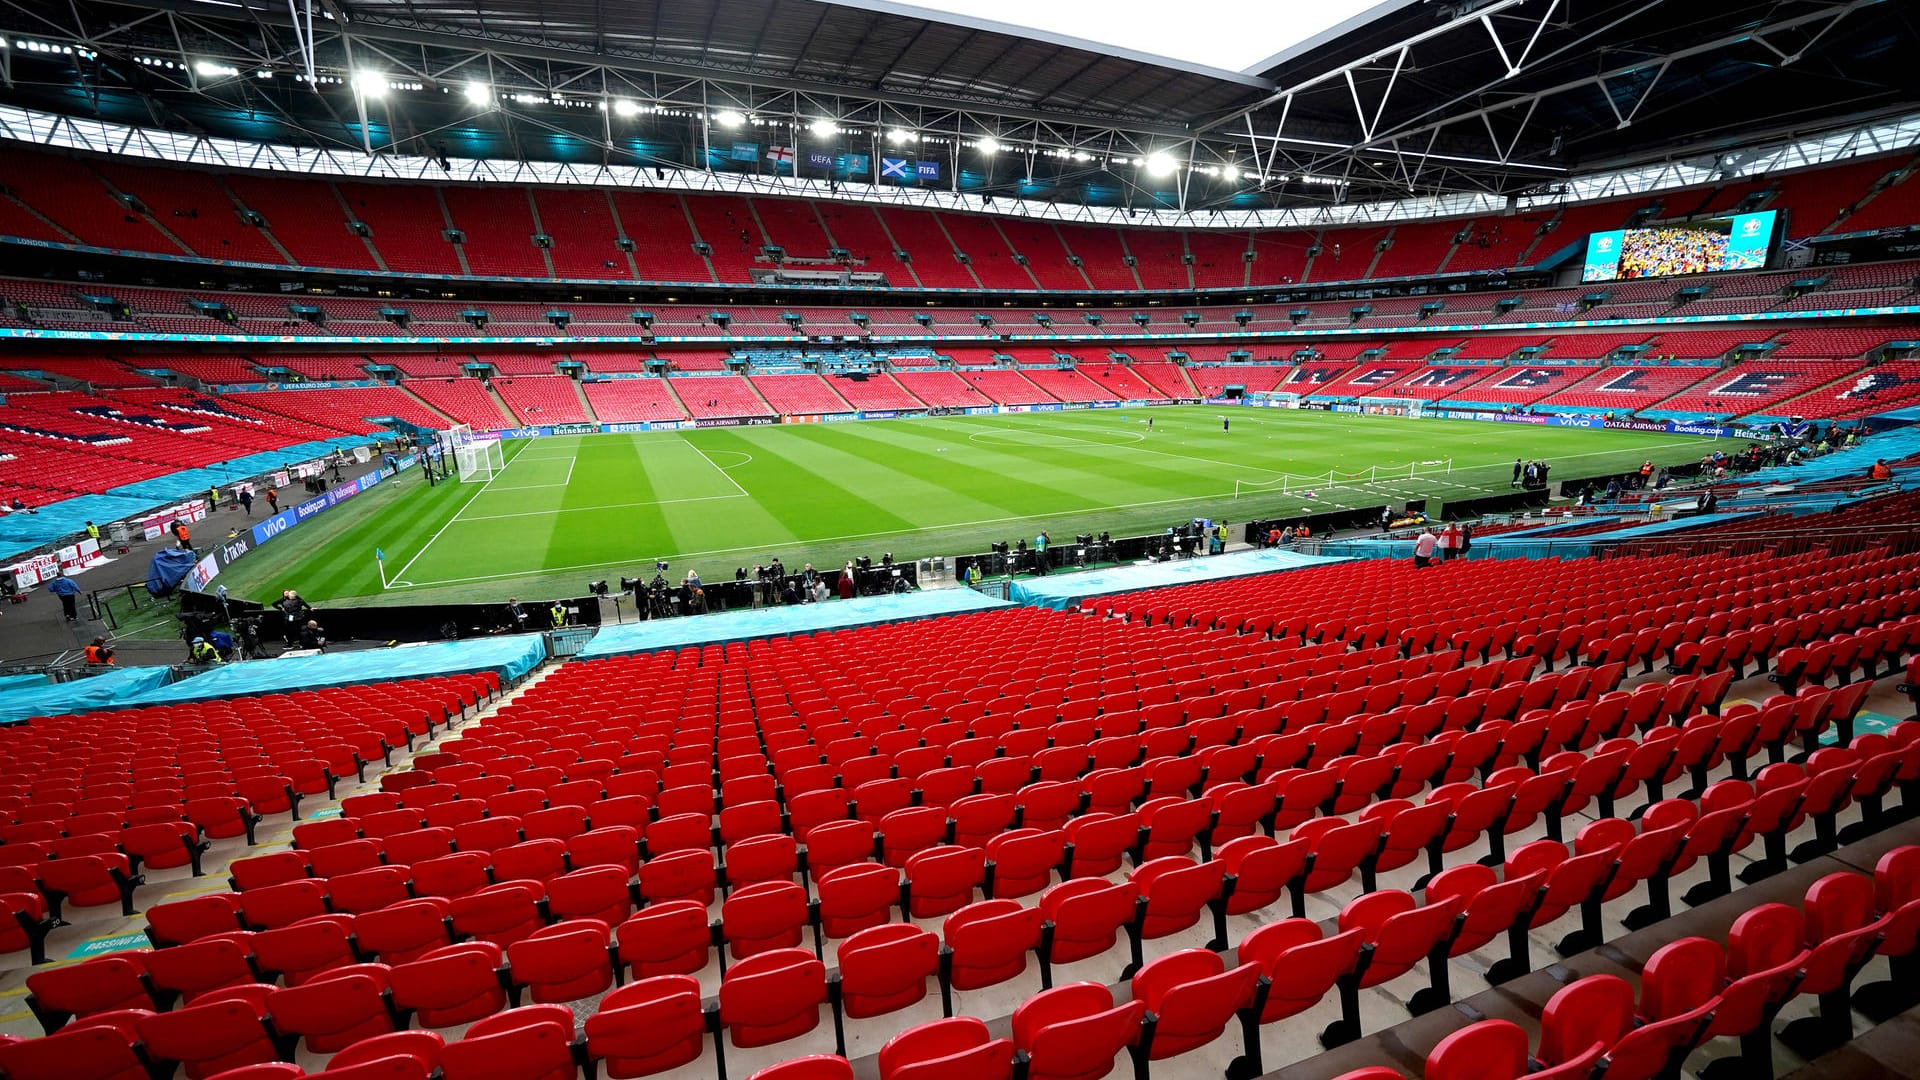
1355;396;1426;418
448;424;505;483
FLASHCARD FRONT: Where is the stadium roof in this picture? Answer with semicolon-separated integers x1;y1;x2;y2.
0;0;1914;210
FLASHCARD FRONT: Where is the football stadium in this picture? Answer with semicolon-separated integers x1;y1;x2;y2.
4;0;1920;1078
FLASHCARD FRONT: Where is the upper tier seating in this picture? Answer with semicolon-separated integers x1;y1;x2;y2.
12;147;1920;300
939;213;1036;290
580;379;686;423
92;162;284;264
336;183;463;276
0;155;183;254
532;189;629;279
879;210;976;290
224;177;382;271
684;195;760;284
609;193;713;282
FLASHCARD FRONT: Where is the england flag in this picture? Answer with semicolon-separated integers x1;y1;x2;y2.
766;145;795;167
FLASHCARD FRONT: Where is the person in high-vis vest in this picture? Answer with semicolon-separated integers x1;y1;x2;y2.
189;636;223;664
550;601;570;628
84;637;114;665
84;521;100;542
209;486;221;511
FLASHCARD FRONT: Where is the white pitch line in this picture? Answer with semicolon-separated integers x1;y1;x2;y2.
684;439;751;496
459;493;750;522
384;441;521;586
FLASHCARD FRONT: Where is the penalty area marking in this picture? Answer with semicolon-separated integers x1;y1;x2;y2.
484;454;577;492
698;448;755;470
684;439;751;497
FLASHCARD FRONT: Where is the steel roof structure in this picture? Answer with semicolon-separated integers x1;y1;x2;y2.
0;0;1914;209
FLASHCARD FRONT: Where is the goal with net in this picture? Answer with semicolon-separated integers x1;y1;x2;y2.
448;425;505;483
1355;396;1426;418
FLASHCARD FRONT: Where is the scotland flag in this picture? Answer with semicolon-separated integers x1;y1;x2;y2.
881;157;912;180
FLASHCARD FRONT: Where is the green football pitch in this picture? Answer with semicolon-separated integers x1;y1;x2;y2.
211;407;1736;606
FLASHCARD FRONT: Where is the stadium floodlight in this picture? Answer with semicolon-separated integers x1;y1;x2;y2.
809;118;839;138
1220;163;1240;182
887;128;917;144
612;99;642;117
463;81;492;106
351;71;388;98
1145;152;1179;178
713;109;746;128
976;137;1001;155
1072;150;1092;162
194;60;238;78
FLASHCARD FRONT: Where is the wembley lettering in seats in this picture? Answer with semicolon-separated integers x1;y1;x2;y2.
1284;367;1343;385
1709;370;1797;396
1404;368;1476;388
1491;369;1558;389
1595;369;1653;393
1350;368;1403;386
1839;371;1916;398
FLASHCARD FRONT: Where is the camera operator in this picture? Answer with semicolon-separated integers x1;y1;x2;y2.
648;573;672;619
275;590;313;646
297;619;327;651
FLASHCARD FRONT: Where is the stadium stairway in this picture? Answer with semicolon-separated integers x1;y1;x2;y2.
569;380;597;425
3;553;1918;1080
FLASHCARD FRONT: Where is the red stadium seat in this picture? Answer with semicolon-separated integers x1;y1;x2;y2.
718;948;830;1051
1010;981;1145;1080
508;919;616;1003
878;1017;1015;1080
440;1005;578;1080
1130;949;1266;1077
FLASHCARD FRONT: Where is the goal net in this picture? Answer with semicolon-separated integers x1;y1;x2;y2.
1356;396;1426;418
449;425;505;483
1244;391;1303;409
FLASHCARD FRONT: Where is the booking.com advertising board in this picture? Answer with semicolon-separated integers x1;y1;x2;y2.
249;459;398;547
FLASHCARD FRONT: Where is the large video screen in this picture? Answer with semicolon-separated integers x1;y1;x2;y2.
1581;210;1778;282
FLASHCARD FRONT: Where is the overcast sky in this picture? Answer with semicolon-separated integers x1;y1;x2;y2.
859;0;1391;74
